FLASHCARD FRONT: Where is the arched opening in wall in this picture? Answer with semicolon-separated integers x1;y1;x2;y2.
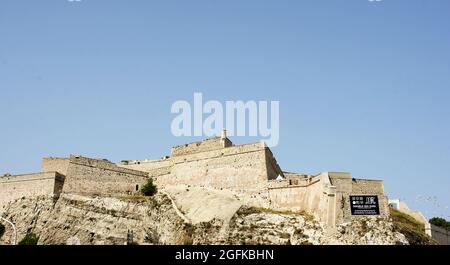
136;185;139;191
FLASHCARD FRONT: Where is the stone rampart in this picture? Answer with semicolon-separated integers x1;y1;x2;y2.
429;224;450;245
42;157;70;175
0;172;65;209
159;144;271;193
120;142;284;194
61;155;149;196
330;174;388;224
268;174;330;224
171;137;232;157
119;159;172;177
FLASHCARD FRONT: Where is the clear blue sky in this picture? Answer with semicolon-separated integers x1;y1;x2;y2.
1;0;449;219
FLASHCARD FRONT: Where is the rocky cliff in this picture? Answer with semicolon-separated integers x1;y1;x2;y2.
0;186;433;245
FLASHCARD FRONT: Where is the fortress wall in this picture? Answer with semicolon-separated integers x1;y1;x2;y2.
170;142;263;163
351;179;389;218
267;179;290;189
331;176;389;224
156;144;270;193
267;173;388;226
171;137;232;156
146;166;172;177
393;200;428;224
330;176;352;224
267;177;313;189
118;159;172;177
284;172;308;178
119;143;265;178
351;179;385;194
122;143;281;194
283;173;310;185
62;156;148;196
300;176;329;223
42;158;70;175
268;185;308;210
0;172;64;209
69;156;148;176
268;175;329;223
430;224;450;245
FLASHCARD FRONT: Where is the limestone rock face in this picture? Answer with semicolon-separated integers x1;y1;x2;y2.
0;187;428;245
330;217;409;245
208;207;409;245
0;193;190;245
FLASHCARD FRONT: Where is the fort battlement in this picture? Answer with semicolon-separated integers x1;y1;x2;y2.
116;136;388;227
0;155;151;209
267;174;319;189
0;136;389;227
43;156;148;178
267;172;388;225
68;155;148;177
119;138;284;193
171;136;232;156
0;172;65;210
41;155;149;196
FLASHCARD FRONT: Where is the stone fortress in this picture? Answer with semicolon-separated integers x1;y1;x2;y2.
0;131;388;228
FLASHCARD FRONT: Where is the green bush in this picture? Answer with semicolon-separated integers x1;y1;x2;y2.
0;223;5;237
140;178;157;196
429;217;450;230
18;233;39;245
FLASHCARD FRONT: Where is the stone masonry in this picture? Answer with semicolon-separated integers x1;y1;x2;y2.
0;133;388;227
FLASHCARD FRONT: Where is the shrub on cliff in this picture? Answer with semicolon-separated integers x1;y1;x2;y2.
18;233;39;245
140;178;157;196
0;223;5;237
390;208;435;245
429;217;450;230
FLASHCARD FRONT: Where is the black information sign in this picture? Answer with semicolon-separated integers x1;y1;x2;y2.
350;195;380;215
